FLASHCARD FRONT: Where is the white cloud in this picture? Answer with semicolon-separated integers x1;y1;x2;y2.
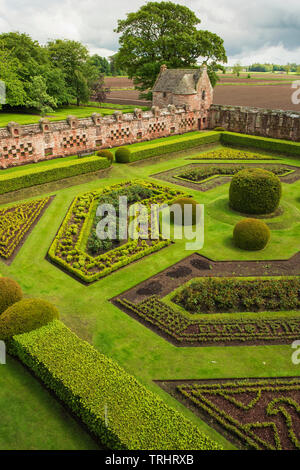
0;0;299;64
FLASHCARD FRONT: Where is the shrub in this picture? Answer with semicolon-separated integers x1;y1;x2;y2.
0;156;111;195
97;149;114;163
116;132;221;163
214;126;225;131
229;168;282;214
10;320;220;450
221;132;300;157
233;218;271;251
0;277;23;314
115;147;131;163
0;299;59;339
170;197;199;225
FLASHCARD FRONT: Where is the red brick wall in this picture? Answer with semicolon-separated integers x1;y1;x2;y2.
0;107;205;168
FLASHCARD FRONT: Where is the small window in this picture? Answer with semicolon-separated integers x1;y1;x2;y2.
202;90;206;100
163;92;167;98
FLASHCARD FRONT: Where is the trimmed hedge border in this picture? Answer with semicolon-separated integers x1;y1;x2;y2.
221;132;300;157
0;156;111;195
121;131;221;162
9;320;221;450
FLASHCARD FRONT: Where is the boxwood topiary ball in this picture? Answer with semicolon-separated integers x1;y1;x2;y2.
233;218;271;251
229;168;282;215
97;149;114;163
0;299;59;340
0;277;22;315
170;197;199;225
115;147;131;163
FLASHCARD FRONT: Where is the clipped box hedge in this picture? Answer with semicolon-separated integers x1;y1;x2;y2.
221;132;300;157
10;320;221;450
121;131;221;162
0;156;111;195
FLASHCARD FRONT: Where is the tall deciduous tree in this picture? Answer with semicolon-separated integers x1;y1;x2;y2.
46;39;98;105
115;1;227;99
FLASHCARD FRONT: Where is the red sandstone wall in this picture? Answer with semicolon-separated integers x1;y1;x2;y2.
0;107;204;168
208;104;300;142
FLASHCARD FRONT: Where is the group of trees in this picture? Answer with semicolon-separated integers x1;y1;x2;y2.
0;33;124;114
248;63;300;73
0;2;229;112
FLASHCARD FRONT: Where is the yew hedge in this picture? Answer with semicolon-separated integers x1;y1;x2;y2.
0;156;111;195
9;320;221;450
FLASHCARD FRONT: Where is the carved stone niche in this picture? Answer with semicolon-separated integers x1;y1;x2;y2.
92;113;102;126
39;118;51;133
151;106;160;118
67;115;78;129
7;121;21;137
183;104;191;112
114;111;123;122
168;104;176;114
134;108;143;120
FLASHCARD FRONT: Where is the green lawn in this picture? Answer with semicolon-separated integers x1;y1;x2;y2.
0;143;299;450
0;104;148;128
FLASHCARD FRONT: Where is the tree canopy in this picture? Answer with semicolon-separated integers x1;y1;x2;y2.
115;1;227;99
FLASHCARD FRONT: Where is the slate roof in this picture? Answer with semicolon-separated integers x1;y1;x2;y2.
153;67;204;95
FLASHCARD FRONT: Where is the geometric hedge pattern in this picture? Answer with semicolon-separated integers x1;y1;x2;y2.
175;378;300;450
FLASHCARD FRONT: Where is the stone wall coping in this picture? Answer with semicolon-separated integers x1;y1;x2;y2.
211;103;300;117
0;106;188;138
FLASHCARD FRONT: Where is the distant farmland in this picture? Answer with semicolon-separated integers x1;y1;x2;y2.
104;73;300;111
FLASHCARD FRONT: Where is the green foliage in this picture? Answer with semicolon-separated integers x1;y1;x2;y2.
10;320;220;450
0;277;23;314
189;147;276;161
0;32;70;109
0;156;110;195
229;168;282;214
233;218;271;251
170;197;199;225
0;299;59;340
115;147;131;163
214;126;225;131
48;181;184;283
177;165;287;183
119;132;221;163
221;132;300;157
115;1;227;98
25;75;57;116
97;149;114;162
0;198;50;258
172;277;299;314
118;294;300;345
46;39;97;106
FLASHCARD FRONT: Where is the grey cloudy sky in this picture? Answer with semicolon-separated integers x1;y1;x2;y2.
0;0;300;64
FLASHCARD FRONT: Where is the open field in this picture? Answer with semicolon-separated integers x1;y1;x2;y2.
0;132;299;450
104;74;300;111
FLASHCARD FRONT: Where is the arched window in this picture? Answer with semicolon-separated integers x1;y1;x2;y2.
202;90;206;100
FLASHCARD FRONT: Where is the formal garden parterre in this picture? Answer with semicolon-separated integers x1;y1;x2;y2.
0;130;300;450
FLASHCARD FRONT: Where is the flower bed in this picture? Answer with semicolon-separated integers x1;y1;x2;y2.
117;292;300;346
172;277;300;314
175;378;300;450
48;181;185;283
187;148;277;160
176;165;289;183
0;197;51;260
